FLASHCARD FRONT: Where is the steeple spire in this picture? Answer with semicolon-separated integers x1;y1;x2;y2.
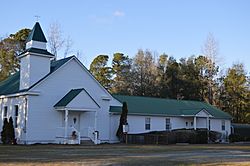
26;22;47;43
25;22;48;50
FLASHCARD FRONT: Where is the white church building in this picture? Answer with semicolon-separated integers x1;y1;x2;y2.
0;22;232;144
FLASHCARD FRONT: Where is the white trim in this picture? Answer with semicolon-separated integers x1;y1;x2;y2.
195;109;213;117
101;95;111;100
180;115;196;117
64;109;68;140
54;107;97;112
26;40;46;50
0;91;40;98
18;52;54;59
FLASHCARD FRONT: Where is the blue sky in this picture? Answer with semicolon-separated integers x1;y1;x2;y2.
1;0;250;72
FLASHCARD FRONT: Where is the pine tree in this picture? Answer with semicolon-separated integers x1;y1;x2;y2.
8;117;16;144
1;117;16;144
0;28;30;81
90;55;113;90
116;102;128;141
1;118;8;144
111;53;132;94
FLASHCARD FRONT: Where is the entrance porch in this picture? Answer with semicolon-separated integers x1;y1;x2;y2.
55;109;99;144
180;109;212;130
54;88;101;144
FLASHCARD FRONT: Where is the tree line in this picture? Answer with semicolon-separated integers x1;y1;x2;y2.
0;28;249;124
90;51;250;123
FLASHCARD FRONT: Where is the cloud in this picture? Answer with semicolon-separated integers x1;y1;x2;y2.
113;10;125;17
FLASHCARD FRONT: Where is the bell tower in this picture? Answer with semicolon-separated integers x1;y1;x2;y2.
18;22;54;90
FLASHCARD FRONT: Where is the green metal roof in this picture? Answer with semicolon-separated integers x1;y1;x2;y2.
19;48;54;57
0;72;21;95
26;22;47;42
111;95;232;119
0;56;74;95
54;89;84;107
54;88;100;108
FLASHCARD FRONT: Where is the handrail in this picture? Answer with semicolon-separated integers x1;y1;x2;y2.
88;127;95;142
88;127;100;144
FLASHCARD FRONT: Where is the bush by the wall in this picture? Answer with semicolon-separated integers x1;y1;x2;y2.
8;117;16;144
1;118;8;144
0;117;16;144
209;131;222;142
231;123;250;142
229;134;241;142
127;129;212;144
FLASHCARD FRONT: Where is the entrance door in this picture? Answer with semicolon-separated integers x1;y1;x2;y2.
68;112;80;131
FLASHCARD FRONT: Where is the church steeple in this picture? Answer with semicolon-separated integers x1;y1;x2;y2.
25;22;47;50
19;22;54;90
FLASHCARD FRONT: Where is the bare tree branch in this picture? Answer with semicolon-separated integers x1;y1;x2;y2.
47;22;65;59
201;33;220;64
64;36;73;58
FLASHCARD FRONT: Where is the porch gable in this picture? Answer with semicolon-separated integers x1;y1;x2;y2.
54;88;100;111
196;109;213;117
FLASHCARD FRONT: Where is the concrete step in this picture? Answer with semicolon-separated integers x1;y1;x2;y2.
80;140;94;145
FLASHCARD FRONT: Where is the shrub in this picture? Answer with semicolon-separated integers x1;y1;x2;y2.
196;129;208;144
229;133;250;142
127;129;224;144
231;124;250;142
1;118;8;144
209;131;222;142
175;129;196;143
9;117;16;144
0;117;16;144
229;134;241;142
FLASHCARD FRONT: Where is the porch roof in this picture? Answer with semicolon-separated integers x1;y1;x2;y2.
54;89;83;107
180;109;204;116
111;95;232;119
54;88;100;110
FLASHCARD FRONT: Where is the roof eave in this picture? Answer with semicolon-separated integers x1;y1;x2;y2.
0;91;40;98
18;51;54;59
54;106;97;112
110;111;231;119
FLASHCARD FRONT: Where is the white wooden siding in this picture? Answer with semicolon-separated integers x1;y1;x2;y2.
110;114;231;142
25;58;113;143
20;54;50;90
0;96;27;143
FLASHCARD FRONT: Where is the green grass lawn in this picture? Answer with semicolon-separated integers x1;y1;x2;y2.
0;144;250;165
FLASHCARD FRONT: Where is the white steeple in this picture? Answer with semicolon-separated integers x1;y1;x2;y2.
18;22;54;90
